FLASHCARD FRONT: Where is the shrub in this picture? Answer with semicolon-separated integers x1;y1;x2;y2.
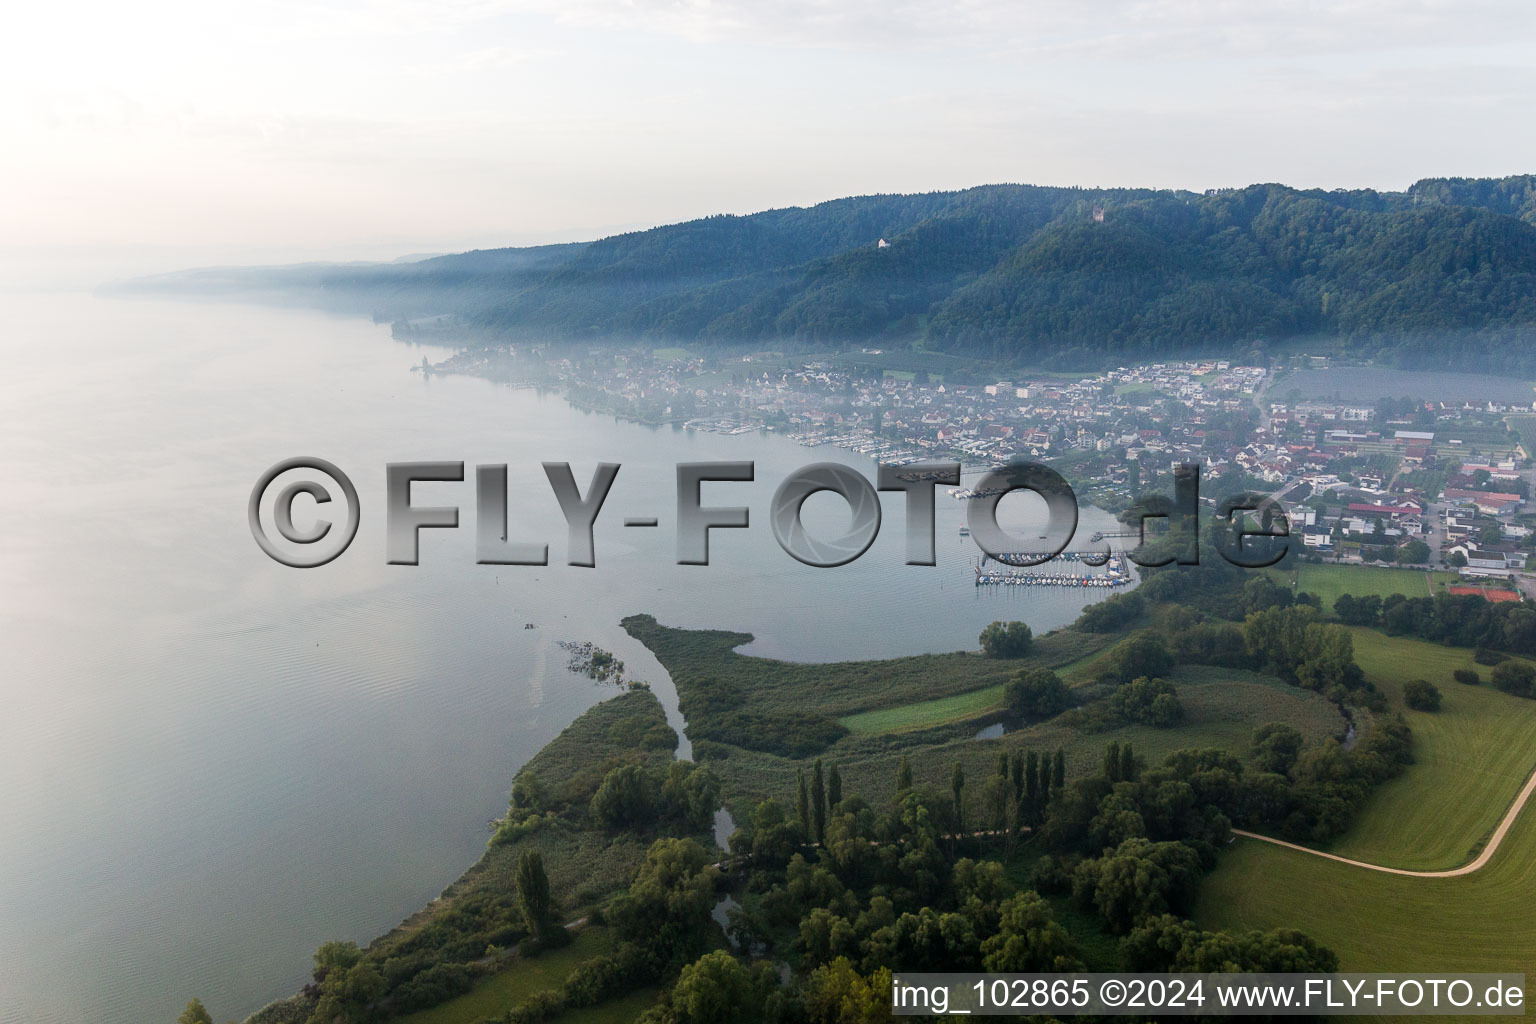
1492;660;1536;698
391;963;473;1012
1475;647;1508;666
563;941;657;1007
505;989;564;1024
1004;669;1071;718
1251;723;1304;774
1075;592;1145;632
1453;668;1481;685
1109;677;1184;727
980;621;1034;658
1102;631;1173;685
1402;680;1442;712
590;765;656;830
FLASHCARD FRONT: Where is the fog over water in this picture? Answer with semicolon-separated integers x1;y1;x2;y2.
1279;367;1536;405
0;293;1127;1024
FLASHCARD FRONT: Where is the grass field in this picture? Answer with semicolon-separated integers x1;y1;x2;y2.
1197;630;1536;994
837;643;1119;734
1197;811;1536;983
1439;422;1520;448
839;683;1007;733
832;666;1342;825
1278;563;1461;607
1507;415;1536;459
397;928;614;1024
716;664;1345;822
1324;631;1536;868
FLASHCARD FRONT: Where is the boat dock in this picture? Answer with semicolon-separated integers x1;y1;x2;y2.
975;553;1132;588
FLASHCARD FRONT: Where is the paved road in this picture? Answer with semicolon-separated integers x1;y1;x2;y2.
1231;760;1536;878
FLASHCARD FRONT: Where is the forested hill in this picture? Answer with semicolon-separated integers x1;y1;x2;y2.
124;175;1536;367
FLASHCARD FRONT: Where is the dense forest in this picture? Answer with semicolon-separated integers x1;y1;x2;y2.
126;175;1536;369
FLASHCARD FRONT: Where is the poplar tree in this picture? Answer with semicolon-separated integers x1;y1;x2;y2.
516;850;555;941
811;759;827;844
1104;741;1122;782
796;768;810;833
951;761;966;833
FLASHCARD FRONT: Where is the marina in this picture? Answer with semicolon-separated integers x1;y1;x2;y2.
975;552;1132;587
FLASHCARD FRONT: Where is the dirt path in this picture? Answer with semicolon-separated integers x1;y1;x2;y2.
1232;761;1536;878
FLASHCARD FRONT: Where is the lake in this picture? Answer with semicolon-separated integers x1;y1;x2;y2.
0;293;1128;1024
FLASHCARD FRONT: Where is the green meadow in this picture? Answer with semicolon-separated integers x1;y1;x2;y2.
1198;629;1536;994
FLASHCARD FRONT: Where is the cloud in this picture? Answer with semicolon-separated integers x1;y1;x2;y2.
498;0;1536;58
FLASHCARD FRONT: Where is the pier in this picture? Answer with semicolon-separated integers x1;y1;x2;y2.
975;554;1132;588
1088;529;1141;542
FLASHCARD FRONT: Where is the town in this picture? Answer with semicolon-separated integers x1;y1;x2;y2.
421;343;1536;599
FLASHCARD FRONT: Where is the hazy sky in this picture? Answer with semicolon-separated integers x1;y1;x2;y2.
4;0;1536;273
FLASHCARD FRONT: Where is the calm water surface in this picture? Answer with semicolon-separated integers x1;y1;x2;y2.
0;293;1128;1024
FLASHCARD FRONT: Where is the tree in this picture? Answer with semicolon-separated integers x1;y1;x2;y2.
1396;539;1430;564
980;620;1034;658
1104;631;1172;684
1004;669;1071;717
1333;594;1382;626
1075;591;1145;632
1103;741;1123;782
312;940;363;982
510;771;548;814
1110;677;1184;727
1492;660;1536;698
1119;743;1137;783
737;799;805;866
672;951;754;1024
980;891;1084;971
310;959;385;1024
660;761;720;830
590;764;655;830
1124;915;1339;972
802;958;892;1024
827;763;843;810
811;760;827;844
797;769;811;833
516;851;557;941
1072;837;1204;933
951;761;966;833
1251;723;1304;774
177;999;214;1024
1402;679;1442;712
896;755;913;793
1454;668;1481;685
612;838;721;968
1449;551;1468;567
1052;748;1066;792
